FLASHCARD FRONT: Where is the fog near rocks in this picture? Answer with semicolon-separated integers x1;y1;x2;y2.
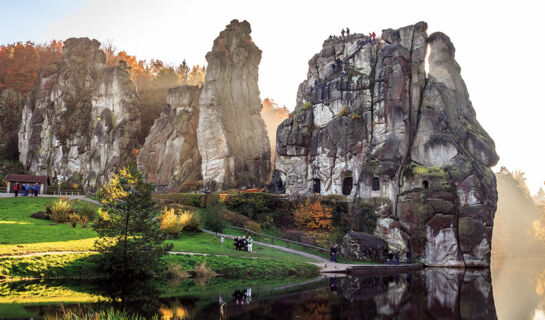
492;168;544;257
261;98;289;169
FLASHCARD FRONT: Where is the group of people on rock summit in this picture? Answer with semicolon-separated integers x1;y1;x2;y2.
13;182;39;197
328;28;377;41
233;236;253;252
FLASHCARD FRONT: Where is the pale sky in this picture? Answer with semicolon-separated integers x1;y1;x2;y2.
1;0;544;193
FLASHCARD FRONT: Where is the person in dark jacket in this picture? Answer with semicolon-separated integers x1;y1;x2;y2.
394;251;400;265
234;236;240;250
33;183;39;197
330;244;338;263
406;248;412;264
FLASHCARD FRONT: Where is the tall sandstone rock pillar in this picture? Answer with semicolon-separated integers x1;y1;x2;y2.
197;20;271;190
272;22;498;267
18;38;141;190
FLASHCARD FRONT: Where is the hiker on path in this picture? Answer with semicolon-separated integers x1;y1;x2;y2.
341;29;345;38
394;251;400;265
330;243;338;263
248;237;253;252
13;183;19;197
406;248;412;264
33;183;39;197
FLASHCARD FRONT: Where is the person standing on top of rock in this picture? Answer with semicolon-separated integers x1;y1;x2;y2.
341;29;345;38
164;103;171;115
346;27;350;36
372;32;376;42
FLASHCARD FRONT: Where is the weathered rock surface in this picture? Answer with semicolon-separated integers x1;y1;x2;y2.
340;232;388;262
0;89;24;159
197;20;271;190
137;85;202;187
18;38;141;189
272;22;498;267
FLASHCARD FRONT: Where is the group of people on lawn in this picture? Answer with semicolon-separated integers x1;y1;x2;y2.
234;236;253;252
13;182;39;197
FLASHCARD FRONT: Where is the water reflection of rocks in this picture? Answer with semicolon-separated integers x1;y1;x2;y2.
335;268;496;319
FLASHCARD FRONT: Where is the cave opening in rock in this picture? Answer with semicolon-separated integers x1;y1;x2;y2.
372;177;380;191
312;179;321;194
342;177;353;195
423;180;429;189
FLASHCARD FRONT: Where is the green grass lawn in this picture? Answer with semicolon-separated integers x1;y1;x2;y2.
0;198;99;255
166;232;317;263
0;198;317;263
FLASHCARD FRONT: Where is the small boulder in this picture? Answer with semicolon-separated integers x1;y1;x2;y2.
340;232;388;262
30;211;50;220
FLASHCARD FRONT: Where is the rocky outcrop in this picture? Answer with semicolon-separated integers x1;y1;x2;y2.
137;85;202;187
0;89;24;159
18;38;140;189
197;20;271;190
272;22;498;267
340;232;388;262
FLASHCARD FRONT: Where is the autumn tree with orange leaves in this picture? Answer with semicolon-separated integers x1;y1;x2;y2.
294;198;334;231
0;40;63;94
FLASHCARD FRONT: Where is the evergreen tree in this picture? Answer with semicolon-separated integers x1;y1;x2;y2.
94;167;172;278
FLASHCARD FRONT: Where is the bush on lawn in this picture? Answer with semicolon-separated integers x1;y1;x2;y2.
49;197;73;223
160;207;200;237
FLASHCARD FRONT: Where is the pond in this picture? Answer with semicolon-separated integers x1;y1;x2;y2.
2;257;545;319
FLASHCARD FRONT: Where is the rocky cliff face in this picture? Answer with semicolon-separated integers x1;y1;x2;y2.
197;20;271;190
272;22;498;267
18;38;141;189
137;85;202;187
0;89;24;159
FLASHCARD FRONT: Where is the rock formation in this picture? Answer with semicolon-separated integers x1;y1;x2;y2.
18;38;141;189
0;89;24;159
197;19;271;190
272;22;498;267
340;232;388;262
137;85;202;187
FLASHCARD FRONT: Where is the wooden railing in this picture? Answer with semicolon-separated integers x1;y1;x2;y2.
225;225;329;253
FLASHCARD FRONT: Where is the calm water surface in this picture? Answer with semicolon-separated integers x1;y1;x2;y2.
2;257;545;319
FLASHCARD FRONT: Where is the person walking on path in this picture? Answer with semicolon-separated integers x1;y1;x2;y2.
247;236;253;252
330;244;338;263
406;248;412;264
33;183;39;197
221;235;225;248
13;183;19;197
395;251;400;265
387;252;393;265
341;29;345;38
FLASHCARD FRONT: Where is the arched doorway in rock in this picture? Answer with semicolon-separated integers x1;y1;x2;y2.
312;179;321;194
423;180;429;189
342;177;353;195
372;177;380;191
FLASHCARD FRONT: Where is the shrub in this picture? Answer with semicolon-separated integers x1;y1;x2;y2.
179;180;204;193
293;198;333;231
283;229;305;242
205;193;221;208
223;193;277;218
192;260;217;279
50;197;73;223
74;201;97;221
161;207;183;237
350;112;361;120
176;193;205;208
166;263;189;279
202;204;225;233
160;207;200;237
223;209;252;227
301;100;313;111
244;221;262;234
339;105;349;116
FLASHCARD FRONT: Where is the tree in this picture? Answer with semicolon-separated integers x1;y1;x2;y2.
202;193;225;234
294;198;333;231
94;167;172;278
